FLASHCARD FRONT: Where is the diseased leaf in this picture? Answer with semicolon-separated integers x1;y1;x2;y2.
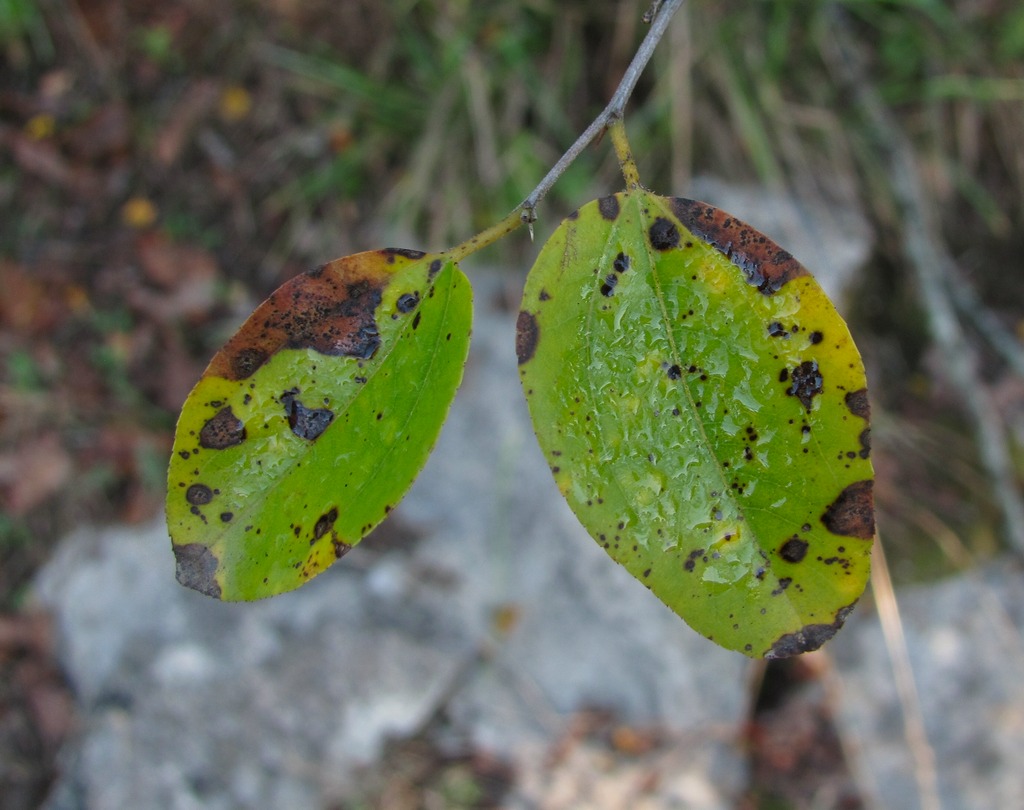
167;249;472;600
517;191;874;658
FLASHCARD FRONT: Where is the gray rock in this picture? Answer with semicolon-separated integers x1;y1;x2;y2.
830;558;1024;810
35;273;749;809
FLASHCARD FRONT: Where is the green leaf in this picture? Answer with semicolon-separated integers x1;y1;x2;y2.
167;249;472;601
516;191;874;658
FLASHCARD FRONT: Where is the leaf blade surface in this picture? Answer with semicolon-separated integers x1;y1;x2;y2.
518;191;873;657
167;249;472;600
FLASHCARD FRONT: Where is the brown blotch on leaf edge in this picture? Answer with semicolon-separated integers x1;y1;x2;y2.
516;311;539;365
207;253;390;381
382;247;427;261
199;406;247;450
598;195;620;221
332;538;352;559
671;198;809;295
174;543;222;599
845;388;871;420
858;428;872;459
765;603;857;659
821;480;875;539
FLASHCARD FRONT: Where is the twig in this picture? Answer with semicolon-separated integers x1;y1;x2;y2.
870;542;942;810
826;12;1024;556
519;0;686;223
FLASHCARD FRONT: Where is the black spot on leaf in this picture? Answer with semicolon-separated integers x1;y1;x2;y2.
767;322;789;338
648;217;680;250
186;484;214;506
598;195;620;220
281;389;335;441
785;360;823;410
314;507;339;540
174;543;222;598
600;274;618;296
613;253;631;274
199;407;247;450
516;311;539;365
778;537;809;563
396;292;420;313
667;364;682;380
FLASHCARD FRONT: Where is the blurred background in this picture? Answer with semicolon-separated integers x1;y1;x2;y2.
1;0;1023;808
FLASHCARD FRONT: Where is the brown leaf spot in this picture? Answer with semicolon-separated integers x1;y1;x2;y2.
281;389;335;441
185;483;214;506
516;311;539;365
765;603;857;659
821;480;875;539
207;253;391;381
199;406;246;450
598;195;620;221
173;543;222;599
648;217;680;250
332;538;352;559
785;360;823;411
671;198;809;294
778;537;809;563
845;388;871;420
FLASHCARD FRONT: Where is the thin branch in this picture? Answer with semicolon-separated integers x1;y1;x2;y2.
519;0;685;223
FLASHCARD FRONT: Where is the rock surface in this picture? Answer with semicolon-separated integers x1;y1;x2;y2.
830;558;1024;810
35;274;750;809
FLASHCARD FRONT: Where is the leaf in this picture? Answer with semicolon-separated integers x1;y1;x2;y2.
167;249;472;600
516;191;874;658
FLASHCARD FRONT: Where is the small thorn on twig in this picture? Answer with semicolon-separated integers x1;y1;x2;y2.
528;222;534;242
643;1;664;24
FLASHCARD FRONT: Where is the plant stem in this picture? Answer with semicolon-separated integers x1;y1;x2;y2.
445;0;684;261
443;208;524;263
608;118;641;188
519;0;684;222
